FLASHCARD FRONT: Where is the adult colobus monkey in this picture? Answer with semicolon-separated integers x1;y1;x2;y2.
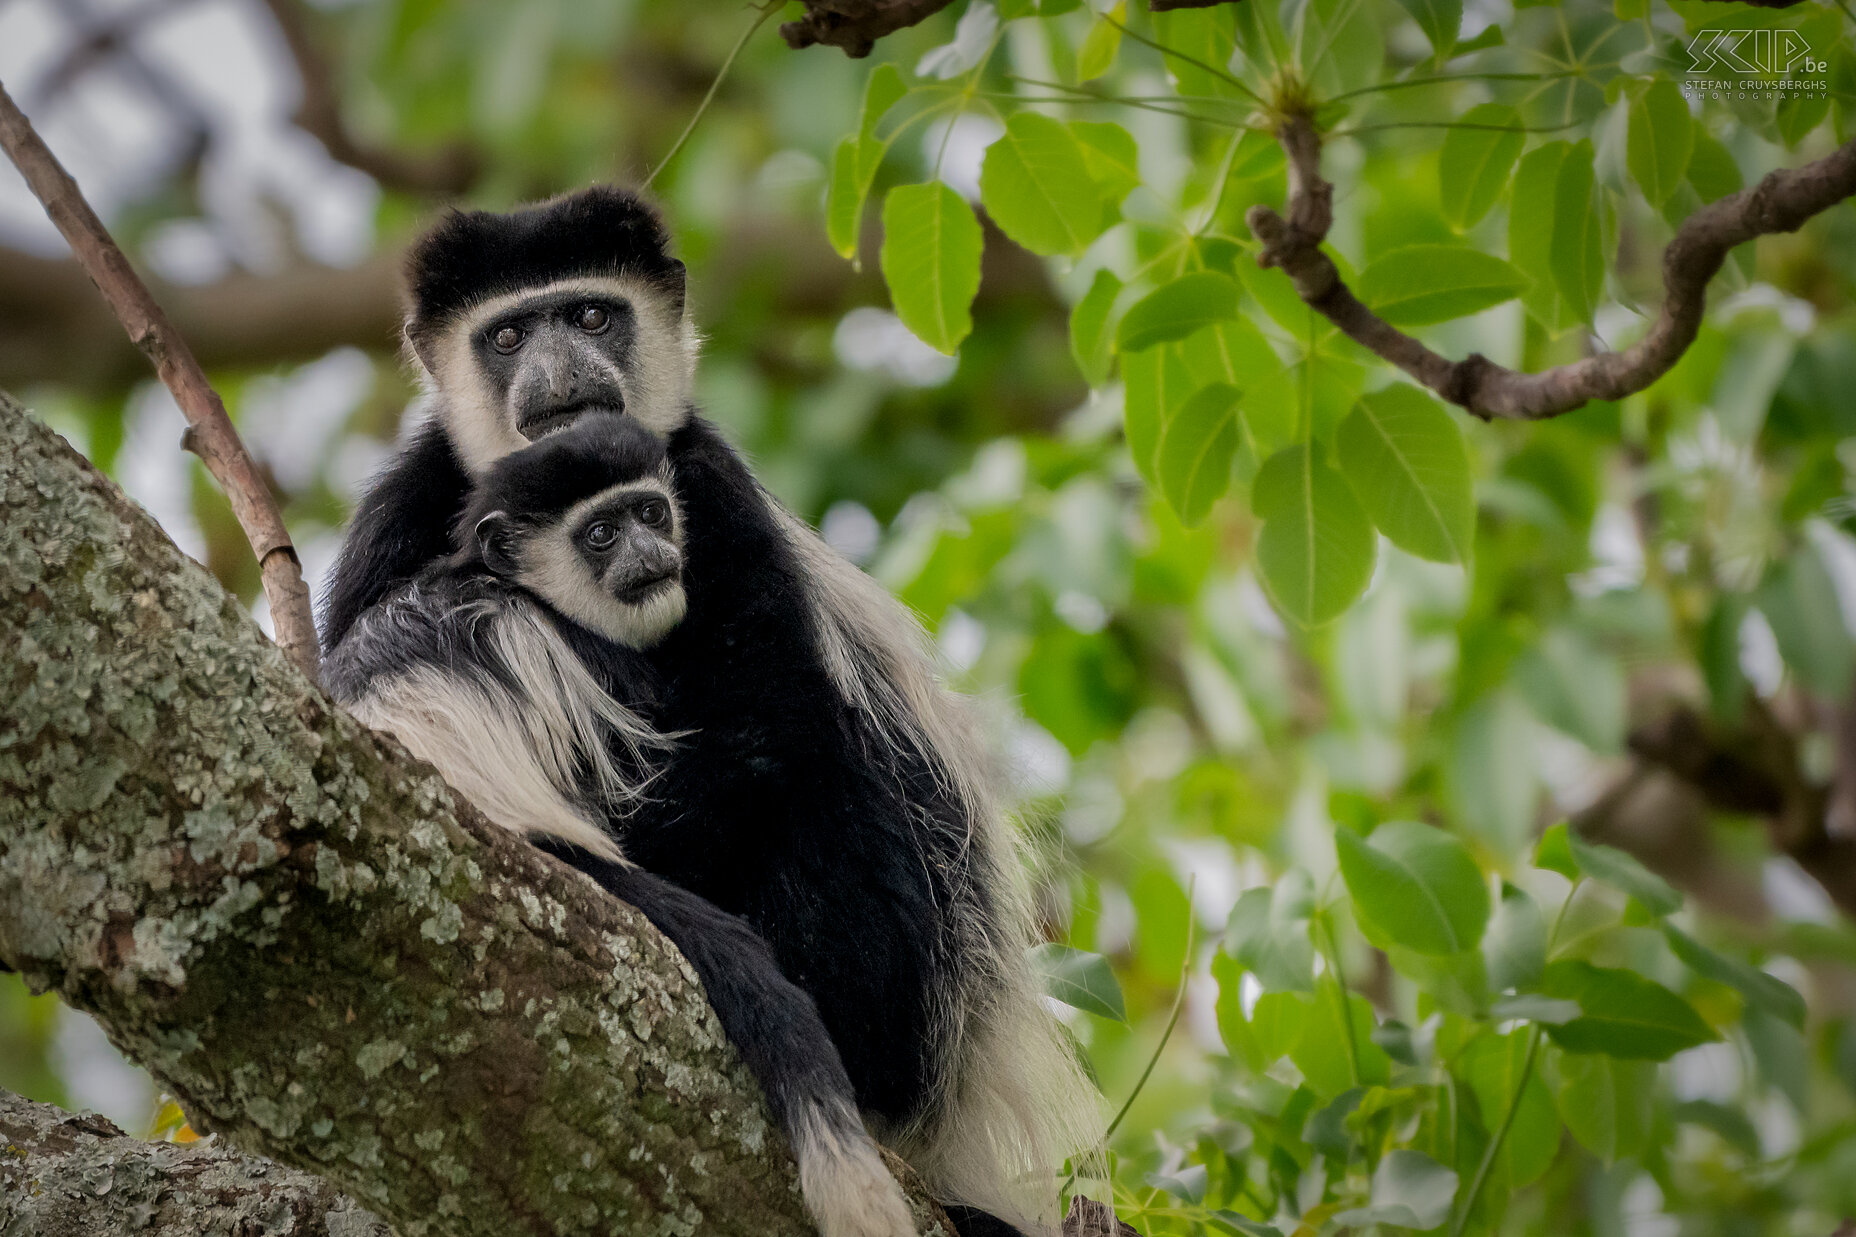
322;187;1102;1235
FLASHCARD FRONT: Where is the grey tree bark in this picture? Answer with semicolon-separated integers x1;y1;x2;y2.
0;1087;392;1237
0;387;948;1237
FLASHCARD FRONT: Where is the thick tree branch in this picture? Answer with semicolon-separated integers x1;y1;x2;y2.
0;390;948;1237
1247;114;1856;421
780;0;956;57
0;1088;391;1237
0;79;321;683
0;245;404;392
256;0;481;195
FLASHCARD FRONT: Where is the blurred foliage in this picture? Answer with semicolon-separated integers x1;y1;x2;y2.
6;0;1856;1232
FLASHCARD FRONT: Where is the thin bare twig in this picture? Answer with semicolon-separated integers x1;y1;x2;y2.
257;0;478;194
780;0;956;57
0;77;321;682
1247;113;1856;421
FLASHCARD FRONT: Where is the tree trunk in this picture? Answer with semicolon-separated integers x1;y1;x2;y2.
0;388;945;1236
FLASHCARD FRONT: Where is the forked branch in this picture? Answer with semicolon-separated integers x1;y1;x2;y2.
0;79;321;682
1247;114;1856;421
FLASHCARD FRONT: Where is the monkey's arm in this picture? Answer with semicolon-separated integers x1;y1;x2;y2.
321;418;472;651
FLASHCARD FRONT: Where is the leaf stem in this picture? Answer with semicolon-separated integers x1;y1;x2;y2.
1448;1023;1542;1237
1319;912;1363;1085
642;1;778;190
1104;13;1266;106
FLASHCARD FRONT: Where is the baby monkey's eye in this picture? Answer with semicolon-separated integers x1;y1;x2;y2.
492;324;525;353
582;521;618;550
636;500;668;529
577;305;610;333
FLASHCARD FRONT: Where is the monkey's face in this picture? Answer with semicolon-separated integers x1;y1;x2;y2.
420;275;698;475
476;477;688;650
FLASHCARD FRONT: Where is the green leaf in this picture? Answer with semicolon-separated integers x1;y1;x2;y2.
1336;821;1491;956
1355;245;1526;326
1252;444;1376;627
1122;341;1194;486
880;182;983;354
1393;0;1460;57
1224;870;1316;992
1071;268;1121;388
1334;1149;1459;1231
1512;627;1626;753
1118;272;1241;351
1484;883;1547;992
1627;80;1694;208
1250;991;1309;1061
1533;821;1578;881
1291;979;1391;1095
1464;1032;1559;1188
1178;319;1289;460
1489;994;1581;1024
1539;960;1718;1060
1548;140;1603;325
1439;103;1525;230
1509;141;1574;329
1662;924;1806;1030
1077;3;1124;81
1028;944;1126;1021
825;65;907;259
1757;542;1856;697
1071;120;1141;206
1686;129;1742;204
1335;385;1474;563
1567;830;1682;916
979;112;1106;258
1449;691;1539;858
1554;1052;1654;1164
1158;383;1241;526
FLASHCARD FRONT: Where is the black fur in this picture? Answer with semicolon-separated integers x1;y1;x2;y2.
405;186;684;343
321;421;471;651
634;416;972;1131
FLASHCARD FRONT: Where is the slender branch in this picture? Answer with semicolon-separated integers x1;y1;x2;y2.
257;0;480;194
780;0;956;57
0;79;321;683
643;2;779;190
1246;113;1856;421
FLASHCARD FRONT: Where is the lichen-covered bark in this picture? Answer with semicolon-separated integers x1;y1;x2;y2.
0;1087;391;1236
0;391;940;1237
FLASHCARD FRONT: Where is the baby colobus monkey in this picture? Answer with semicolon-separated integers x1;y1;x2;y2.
325;420;916;1237
322;186;1103;1236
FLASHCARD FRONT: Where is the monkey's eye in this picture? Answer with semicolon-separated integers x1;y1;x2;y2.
576;305;610;334
582;521;618;550
491;324;525;353
637;500;668;529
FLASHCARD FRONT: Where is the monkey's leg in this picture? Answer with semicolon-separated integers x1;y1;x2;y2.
541;847;918;1237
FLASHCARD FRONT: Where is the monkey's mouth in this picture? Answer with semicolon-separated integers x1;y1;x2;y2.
612;572;679;606
518;400;625;441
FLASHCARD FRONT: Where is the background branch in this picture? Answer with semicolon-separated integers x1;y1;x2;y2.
0;389;950;1237
1247;114;1856;421
0;79;321;682
0;1087;391;1237
257;0;481;195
